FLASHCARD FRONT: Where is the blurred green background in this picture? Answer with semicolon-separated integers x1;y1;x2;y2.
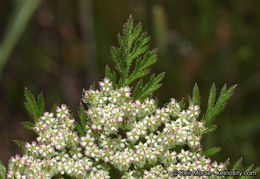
0;0;259;170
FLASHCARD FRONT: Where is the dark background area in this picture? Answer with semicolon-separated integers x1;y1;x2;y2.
0;0;259;170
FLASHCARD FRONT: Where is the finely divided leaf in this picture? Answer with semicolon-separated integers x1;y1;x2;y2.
126;49;157;86
75;121;85;136
79;104;87;130
232;157;242;171
37;92;44;117
24;88;39;121
207;83;216;114
133;80;144;100
203;84;236;128
108;16;164;99
21;121;35;132
75;104;88;136
189;83;200;106
203;147;221;157
179;98;186;110
24;88;45;121
203;124;217;134
134;73;165;101
105;65;117;85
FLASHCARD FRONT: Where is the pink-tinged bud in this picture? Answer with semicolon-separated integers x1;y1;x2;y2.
25;142;30;149
104;77;109;83
219;163;225;169
99;81;104;87
15;154;20;159
10;157;15;162
61;104;67;110
56;107;61;112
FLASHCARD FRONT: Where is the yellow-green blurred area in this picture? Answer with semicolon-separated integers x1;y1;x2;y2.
0;0;260;169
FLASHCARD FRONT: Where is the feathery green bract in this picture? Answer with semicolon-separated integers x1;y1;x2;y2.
23;89;45;133
133;73;165;101
21;121;35;132
105;66;117;85
75;122;85;137
189;83;200;106
106;16;163;101
21;90;45;152
203;147;221;157
79;104;87;129
24;88;45;121
15;140;26;154
203;84;236;130
75;104;88;136
0;161;6;179
179;98;186;110
232;157;242;171
37;92;45;117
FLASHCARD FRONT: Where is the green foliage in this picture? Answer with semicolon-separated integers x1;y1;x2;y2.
105;66;117;85
0;161;6;179
187;83;235;134
75;122;85;136
203;147;221;157
106;16;163;101
231;157;243;171
22;89;44;133
179;98;186;109
19;89;45;153
79;104;88;129
15;140;26;154
24;88;45;122
203;84;236;133
75;104;88;136
133;73;165;101
163;81;260;177
189;83;200;106
21;121;35;132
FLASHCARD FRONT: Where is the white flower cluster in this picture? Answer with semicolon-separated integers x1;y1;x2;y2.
7;78;227;178
82;78;227;178
7;105;107;179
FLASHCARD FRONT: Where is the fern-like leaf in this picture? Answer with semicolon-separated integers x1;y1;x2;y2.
134;73;165;101
24;88;45;121
231;157;242;171
107;16;163;101
189;83;200;106
79;104;87;129
21;121;35;132
75;104;88;136
105;65;117;85
24;87;39;121
203;84;236;129
75;122;85;137
37;92;44;117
